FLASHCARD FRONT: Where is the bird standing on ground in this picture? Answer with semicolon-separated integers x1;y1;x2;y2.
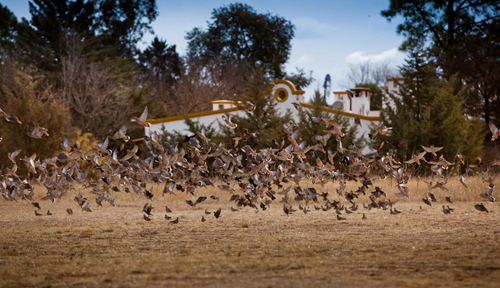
442;205;451;214
474;203;489;213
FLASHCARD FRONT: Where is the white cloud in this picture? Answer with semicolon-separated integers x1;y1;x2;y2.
344;47;405;64
295;55;310;65
293;17;338;39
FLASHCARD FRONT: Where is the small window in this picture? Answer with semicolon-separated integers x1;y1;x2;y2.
274;88;288;102
394;81;398;88
278;90;286;100
219;104;224;110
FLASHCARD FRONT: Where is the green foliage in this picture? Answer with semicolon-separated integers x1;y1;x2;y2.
378;39;485;162
374;42;438;158
219;73;292;150
18;0;96;72
186;3;294;79
382;0;499;77
139;36;183;112
283;67;314;90
96;0;158;56
380;74;485;162
16;0;158;73
0;3;18;53
140;37;183;90
297;90;362;153
0;64;71;171
425;77;482;160
357;83;383;111
382;0;500;143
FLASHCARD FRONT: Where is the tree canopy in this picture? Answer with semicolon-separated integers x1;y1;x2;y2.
186;3;295;79
0;3;18;53
378;51;484;162
382;0;500;134
16;0;158;72
140;36;183;104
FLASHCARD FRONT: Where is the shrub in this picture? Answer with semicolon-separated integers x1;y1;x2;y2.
0;62;71;171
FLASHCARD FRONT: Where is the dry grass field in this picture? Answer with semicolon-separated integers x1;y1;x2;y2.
1;176;500;288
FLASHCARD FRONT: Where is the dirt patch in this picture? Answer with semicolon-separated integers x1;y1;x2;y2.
1;180;500;288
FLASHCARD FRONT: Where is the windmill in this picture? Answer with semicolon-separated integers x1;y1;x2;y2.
323;74;331;104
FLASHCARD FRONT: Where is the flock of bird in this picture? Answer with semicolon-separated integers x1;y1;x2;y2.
0;104;499;223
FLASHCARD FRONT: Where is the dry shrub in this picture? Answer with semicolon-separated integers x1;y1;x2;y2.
72;128;98;152
71;129;102;178
0;62;71;171
61;59;133;140
482;143;500;162
60;38;135;140
169;59;246;115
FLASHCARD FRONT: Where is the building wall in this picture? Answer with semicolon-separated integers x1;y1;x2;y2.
146;80;382;155
382;78;403;111
145;109;248;136
351;92;370;116
333;91;371;116
334;92;349;111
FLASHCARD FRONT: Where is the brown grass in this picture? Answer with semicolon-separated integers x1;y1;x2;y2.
1;176;500;287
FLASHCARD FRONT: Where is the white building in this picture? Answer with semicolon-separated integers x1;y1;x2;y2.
381;77;405;111
332;88;381;117
145;79;383;154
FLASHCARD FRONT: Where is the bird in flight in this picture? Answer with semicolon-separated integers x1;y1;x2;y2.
131;106;150;127
489;122;500;141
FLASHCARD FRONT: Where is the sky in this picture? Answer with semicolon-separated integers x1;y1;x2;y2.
3;0;407;100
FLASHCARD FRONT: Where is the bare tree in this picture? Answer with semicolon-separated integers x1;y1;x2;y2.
343;60;398;88
169;58;247;115
61;37;133;140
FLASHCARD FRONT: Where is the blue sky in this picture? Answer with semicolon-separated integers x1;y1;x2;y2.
3;0;406;99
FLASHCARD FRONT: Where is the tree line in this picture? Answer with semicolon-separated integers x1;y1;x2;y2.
0;0;498;170
377;0;500;163
346;0;499;163
0;1;314;168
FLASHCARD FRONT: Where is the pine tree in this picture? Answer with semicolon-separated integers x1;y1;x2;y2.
0;3;18;53
425;76;485;161
380;71;485;163
297;89;362;154
218;72;292;150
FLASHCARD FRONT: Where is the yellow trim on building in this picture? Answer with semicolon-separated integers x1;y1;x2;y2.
271;79;305;95
381;86;388;90
211;100;238;105
146;101;380;125
147;107;243;124
299;102;381;121
147;79;380;125
274;88;289;102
